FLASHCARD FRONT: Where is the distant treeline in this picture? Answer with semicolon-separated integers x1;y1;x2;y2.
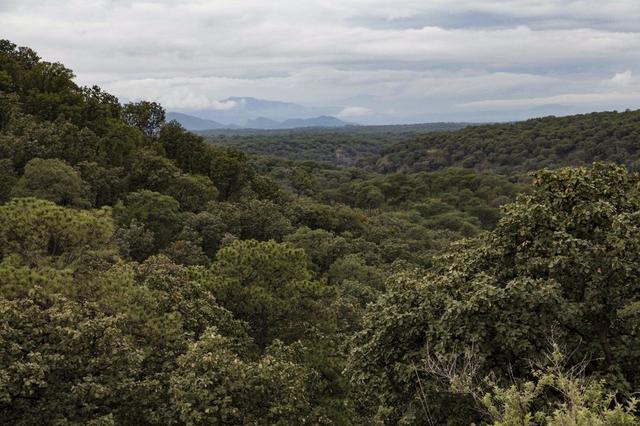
204;122;468;165
359;110;640;173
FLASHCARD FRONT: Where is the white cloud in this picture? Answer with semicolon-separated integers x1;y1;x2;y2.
338;106;373;118
210;99;240;110
609;70;634;87
458;91;640;110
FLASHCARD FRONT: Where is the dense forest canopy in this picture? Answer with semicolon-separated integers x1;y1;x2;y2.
203;123;468;166
1;40;639;425
359;110;640;174
204;109;640;175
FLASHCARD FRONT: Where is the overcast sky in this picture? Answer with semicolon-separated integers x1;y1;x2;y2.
2;0;640;124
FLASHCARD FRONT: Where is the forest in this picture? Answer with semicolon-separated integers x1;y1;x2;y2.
1;40;639;425
202;123;467;166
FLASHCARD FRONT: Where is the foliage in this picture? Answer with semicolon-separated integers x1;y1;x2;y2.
0;197;115;269
205;122;467;166
482;345;638;426
0;289;147;425
1;39;639;425
203;239;334;348
169;329;316;425
11;157;89;207
122;101;165;137
361;110;640;174
347;164;640;424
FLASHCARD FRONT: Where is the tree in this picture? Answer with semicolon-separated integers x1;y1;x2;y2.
0;197;115;269
169;329;315;425
203;240;334;348
481;345;638;425
209;199;292;242
347;164;640;424
128;148;180;192
284;226;350;274
122;101;165;137
76;161;127;207
0;158;16;202
161;240;210;266
158;120;211;174
0;289;146;425
11;157;89;207
114;190;182;253
208;148;254;200
166;174;218;212
97;119;144;166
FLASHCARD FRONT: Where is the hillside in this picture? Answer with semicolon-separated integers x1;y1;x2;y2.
0;39;522;424
205;122;469;166
1;39;639;425
360;110;640;174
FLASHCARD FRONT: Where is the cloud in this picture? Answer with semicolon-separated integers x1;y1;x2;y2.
458;91;640;110
211;99;240;110
338;106;373;118
1;0;639;123
609;70;634;87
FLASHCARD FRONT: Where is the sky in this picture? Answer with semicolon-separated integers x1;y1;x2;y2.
1;0;640;124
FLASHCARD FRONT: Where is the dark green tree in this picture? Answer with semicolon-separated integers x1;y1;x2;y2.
114;190;182;253
122;101;165;137
203;239;334;348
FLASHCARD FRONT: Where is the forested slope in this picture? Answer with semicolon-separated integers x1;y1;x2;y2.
204;122;467;166
361;109;640;173
1;40;639;425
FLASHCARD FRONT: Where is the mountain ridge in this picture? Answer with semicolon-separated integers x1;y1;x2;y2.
168;111;351;131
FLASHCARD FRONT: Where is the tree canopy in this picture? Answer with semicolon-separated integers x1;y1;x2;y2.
1;39;639;424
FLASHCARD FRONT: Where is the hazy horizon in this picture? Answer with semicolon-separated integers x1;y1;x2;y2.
2;0;639;124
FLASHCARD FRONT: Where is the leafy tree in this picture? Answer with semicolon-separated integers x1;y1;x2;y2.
11;157;89;207
78;85;121;133
0;289;146;425
97;119;144;166
161;240;210;266
327;253;386;289
169;329;315;425
208;148;254;200
114;219;156;262
128;148;181;192
0;158;16;202
204;240;334;348
114;190;181;253
158;120;212;174
0;198;115;269
209;199;292;242
76;161;127;207
347;164;640;423
284;226;350;274
177;210;228;259
481;345;638;425
166;173;218;212
122;101;165;137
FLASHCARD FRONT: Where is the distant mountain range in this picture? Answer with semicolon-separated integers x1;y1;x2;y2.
167;97;350;130
244;115;349;130
168;110;350;131
165;112;234;131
